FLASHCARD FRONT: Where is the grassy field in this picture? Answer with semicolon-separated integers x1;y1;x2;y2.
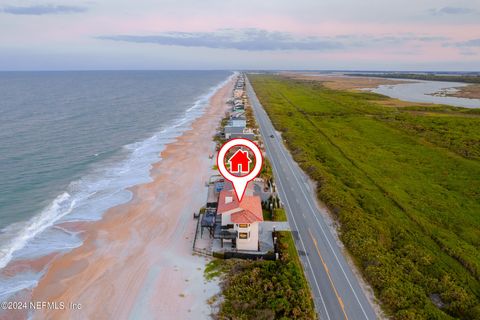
249;74;480;319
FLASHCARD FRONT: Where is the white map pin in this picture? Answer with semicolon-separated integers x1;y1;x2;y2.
217;138;263;202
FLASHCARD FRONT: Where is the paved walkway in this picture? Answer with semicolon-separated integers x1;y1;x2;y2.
261;221;290;231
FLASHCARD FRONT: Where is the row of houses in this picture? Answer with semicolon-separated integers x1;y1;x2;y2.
223;76;255;140
200;74;266;252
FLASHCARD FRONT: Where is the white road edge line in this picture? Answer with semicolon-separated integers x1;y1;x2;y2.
254;85;371;320
273;125;370;320
247;80;372;320
250;89;332;320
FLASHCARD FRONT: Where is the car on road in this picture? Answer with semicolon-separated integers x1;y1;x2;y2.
270;134;274;138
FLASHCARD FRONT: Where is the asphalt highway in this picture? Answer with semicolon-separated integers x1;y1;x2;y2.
246;76;377;320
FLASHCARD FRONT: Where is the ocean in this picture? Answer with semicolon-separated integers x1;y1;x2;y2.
0;70;232;299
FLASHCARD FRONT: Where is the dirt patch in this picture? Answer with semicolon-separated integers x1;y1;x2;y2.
280;72;408;91
371;98;436;108
447;84;480;99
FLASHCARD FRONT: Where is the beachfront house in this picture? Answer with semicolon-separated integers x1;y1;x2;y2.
223;115;249;139
233;99;245;111
224;125;244;139
224;127;255;140
231;111;245;119
216;189;263;251
233;89;243;99
206;184;218;209
229;118;246;127
233;105;244;112
228;130;255;140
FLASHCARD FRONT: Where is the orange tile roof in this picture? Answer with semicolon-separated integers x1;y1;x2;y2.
217;189;263;223
231;210;262;223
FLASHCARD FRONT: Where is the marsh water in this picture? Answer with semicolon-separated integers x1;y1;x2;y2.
366;79;480;108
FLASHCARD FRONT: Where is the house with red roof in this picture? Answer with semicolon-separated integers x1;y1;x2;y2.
217;189;263;251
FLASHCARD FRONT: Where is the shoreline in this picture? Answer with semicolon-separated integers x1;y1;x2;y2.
0;72;233;273
445;83;480;99
3;78;234;319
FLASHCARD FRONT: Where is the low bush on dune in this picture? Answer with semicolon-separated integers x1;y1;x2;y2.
206;232;316;320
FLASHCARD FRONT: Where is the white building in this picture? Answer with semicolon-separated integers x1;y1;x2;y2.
216;189;263;251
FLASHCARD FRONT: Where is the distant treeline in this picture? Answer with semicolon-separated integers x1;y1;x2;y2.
347;73;480;84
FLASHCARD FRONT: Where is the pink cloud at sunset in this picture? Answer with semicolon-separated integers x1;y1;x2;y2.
0;0;479;70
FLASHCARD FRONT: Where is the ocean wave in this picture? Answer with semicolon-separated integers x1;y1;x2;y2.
0;72;234;298
0;192;75;269
0;271;42;301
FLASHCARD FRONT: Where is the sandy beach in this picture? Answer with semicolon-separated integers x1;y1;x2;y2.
5;79;234;320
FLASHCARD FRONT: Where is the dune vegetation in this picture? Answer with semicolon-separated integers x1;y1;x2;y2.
206;225;315;320
248;74;480;319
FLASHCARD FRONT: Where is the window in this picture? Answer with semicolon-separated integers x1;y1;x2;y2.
238;224;249;228
239;232;248;239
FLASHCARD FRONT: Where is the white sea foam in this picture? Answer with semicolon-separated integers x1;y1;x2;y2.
0;72;234;299
0;192;76;269
0;271;42;301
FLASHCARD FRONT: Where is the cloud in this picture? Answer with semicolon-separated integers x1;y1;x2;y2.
451;38;480;47
428;6;476;15
443;38;480;55
1;4;87;15
416;36;450;42
366;34;449;44
460;50;477;56
98;28;345;51
98;29;450;52
461;39;480;47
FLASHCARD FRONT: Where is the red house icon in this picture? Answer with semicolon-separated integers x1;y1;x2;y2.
228;149;252;174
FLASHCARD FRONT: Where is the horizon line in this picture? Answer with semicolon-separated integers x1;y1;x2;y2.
0;69;479;73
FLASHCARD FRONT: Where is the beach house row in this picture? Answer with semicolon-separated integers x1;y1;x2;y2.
200;75;265;252
223;76;255;140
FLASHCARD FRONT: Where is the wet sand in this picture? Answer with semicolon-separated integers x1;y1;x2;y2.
10;79;234;320
448;84;480;99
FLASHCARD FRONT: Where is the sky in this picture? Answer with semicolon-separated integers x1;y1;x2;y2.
0;0;479;71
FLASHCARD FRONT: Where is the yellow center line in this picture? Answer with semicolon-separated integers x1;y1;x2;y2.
308;228;349;320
